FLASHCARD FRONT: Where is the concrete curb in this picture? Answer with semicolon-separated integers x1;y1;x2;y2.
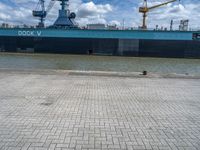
67;70;200;79
0;68;200;79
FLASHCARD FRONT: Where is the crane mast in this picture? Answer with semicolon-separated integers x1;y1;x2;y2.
139;0;179;29
32;0;47;28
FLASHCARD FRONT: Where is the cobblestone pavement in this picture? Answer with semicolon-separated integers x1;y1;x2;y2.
0;71;200;150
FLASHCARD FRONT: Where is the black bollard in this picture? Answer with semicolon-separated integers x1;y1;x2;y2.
143;71;147;75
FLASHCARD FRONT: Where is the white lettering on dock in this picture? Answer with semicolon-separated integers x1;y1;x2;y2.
18;30;42;37
37;31;42;36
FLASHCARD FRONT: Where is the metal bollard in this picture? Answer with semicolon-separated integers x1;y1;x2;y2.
143;71;147;75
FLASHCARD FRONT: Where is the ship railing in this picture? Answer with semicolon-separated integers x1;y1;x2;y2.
0;25;200;32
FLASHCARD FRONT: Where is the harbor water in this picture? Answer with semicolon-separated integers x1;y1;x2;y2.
0;53;200;75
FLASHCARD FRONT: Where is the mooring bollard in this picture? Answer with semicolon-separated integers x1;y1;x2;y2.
143;71;147;75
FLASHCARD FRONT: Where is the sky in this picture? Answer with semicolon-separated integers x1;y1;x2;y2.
0;0;200;30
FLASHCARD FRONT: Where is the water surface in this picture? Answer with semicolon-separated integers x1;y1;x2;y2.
0;53;200;75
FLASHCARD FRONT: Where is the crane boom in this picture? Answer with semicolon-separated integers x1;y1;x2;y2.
46;0;56;14
148;0;177;10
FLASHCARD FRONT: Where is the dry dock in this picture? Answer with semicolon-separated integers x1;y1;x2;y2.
0;70;200;150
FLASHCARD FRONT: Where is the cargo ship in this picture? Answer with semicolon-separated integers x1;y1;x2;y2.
0;0;200;58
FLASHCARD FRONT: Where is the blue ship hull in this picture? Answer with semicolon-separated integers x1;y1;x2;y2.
0;28;200;58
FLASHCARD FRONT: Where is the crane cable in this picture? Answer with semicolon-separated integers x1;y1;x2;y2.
46;0;56;14
33;0;56;14
34;0;41;11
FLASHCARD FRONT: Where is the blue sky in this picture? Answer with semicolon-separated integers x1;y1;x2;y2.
0;0;200;29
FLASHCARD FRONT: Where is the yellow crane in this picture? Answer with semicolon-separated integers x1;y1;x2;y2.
139;0;179;29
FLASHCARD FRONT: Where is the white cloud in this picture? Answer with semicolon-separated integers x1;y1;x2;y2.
77;17;107;26
74;1;112;26
0;0;200;30
77;2;112;18
109;20;121;26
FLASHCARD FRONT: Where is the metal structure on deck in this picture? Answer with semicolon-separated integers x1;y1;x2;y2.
33;0;77;28
53;0;77;28
139;0;179;29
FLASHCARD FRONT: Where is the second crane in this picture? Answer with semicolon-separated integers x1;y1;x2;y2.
139;0;180;29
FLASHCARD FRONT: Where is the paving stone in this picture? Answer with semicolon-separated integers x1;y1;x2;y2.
0;71;200;150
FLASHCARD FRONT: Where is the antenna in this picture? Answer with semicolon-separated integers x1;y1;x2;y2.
170;20;173;31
